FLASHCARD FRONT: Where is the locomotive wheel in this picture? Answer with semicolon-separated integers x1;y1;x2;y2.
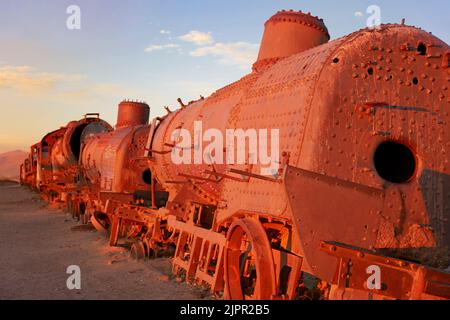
130;241;146;260
90;212;108;235
224;218;277;300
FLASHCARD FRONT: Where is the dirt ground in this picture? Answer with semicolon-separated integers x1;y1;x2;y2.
0;181;210;300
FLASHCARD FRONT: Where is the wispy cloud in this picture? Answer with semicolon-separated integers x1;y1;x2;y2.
144;43;180;53
0;64;139;102
178;30;214;45
190;42;258;69
160;29;171;35
0;65;84;92
0;64;144;153
145;29;257;69
354;11;364;17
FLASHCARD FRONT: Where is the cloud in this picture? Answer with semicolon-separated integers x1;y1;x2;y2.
0;63;147;153
0;65;84;92
354;11;364;17
145;29;256;69
144;43;180;53
189;42;258;69
0;64;138;102
178;30;214;45
160;29;171;35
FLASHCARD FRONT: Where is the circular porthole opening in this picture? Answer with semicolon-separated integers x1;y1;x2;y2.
142;169;152;185
374;141;417;183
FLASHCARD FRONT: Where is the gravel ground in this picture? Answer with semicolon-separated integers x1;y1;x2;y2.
0;181;209;300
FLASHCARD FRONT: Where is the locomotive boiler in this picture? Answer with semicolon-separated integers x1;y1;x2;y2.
22;114;112;204
21;10;450;300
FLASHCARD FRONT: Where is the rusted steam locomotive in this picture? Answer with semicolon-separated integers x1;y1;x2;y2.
21;10;450;300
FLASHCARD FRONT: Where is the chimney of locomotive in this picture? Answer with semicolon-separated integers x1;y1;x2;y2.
116;100;150;128
253;10;330;71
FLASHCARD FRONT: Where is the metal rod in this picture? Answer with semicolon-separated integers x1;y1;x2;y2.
229;169;279;183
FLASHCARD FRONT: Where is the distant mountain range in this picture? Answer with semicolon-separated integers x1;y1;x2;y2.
0;150;27;182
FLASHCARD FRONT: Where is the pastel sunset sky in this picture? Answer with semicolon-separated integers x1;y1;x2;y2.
0;0;449;153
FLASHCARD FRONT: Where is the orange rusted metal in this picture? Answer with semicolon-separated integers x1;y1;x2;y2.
254;10;330;72
21;10;450;300
320;242;450;300
116;100;150;129
224;217;277;300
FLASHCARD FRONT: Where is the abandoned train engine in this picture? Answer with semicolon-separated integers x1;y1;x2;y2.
21;10;450;300
20;114;112;200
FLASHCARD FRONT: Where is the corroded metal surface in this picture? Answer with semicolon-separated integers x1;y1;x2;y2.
116;101;150;129
20;10;450;300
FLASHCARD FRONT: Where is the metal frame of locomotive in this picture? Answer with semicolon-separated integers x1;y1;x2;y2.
20;10;450;300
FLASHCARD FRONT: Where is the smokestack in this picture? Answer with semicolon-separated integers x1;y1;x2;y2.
116;100;150;128
253;10;330;71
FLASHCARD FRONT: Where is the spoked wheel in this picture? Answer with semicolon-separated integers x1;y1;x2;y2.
224;218;277;300
130;240;147;260
90;211;109;236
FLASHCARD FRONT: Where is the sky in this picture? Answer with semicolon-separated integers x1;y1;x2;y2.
0;0;449;153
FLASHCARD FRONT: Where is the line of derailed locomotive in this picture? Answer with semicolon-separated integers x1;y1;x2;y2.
20;10;450;300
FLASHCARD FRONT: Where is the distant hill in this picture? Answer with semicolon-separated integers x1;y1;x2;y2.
0;150;27;182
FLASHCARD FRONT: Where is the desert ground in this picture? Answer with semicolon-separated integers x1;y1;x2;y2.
0;181;209;300
0;150;27;182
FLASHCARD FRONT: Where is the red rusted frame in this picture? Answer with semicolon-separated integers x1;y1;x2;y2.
320;241;450;300
168;216;225;292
